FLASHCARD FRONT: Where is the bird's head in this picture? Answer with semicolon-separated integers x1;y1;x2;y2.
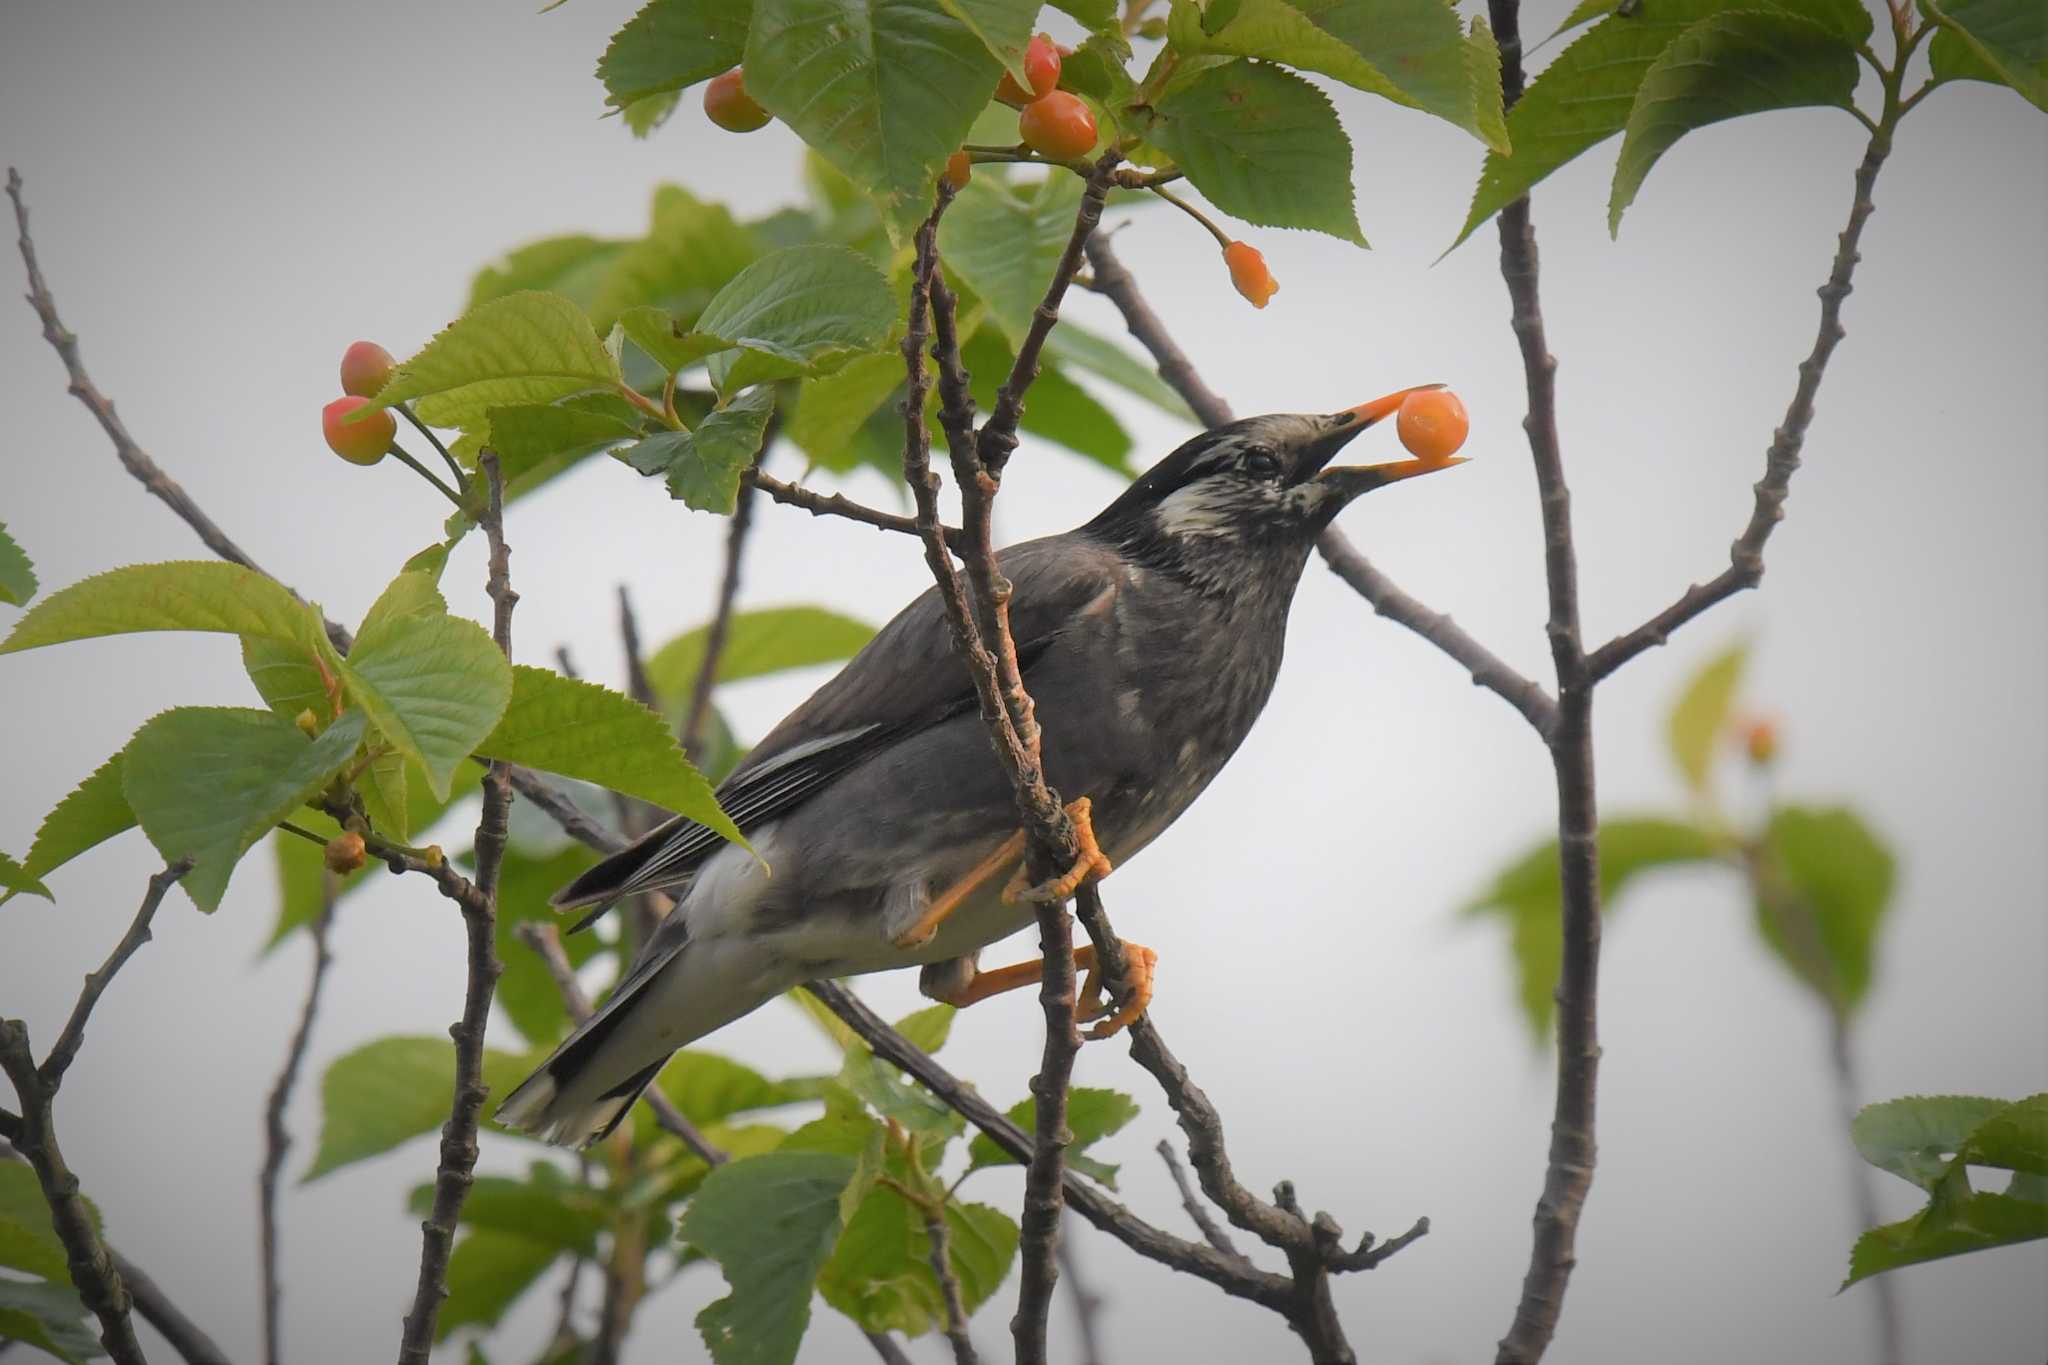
1084;388;1464;591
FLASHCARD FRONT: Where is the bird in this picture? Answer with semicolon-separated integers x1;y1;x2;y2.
497;389;1464;1146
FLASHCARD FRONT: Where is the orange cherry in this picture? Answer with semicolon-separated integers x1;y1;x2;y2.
1222;241;1278;309
338;341;395;399
996;33;1062;105
704;69;771;133
1018;91;1097;160
1396;388;1469;463
944;149;972;191
322;396;395;466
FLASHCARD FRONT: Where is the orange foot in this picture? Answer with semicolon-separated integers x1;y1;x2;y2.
1076;941;1157;1040
1002;797;1114;906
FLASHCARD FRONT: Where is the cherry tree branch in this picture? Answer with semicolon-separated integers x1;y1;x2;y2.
260;867;338;1365
395;454;516;1364
744;466;968;552
0;859;193;1365
921;1197;981;1365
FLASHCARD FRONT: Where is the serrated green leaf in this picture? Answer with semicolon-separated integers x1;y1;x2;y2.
1044;321;1197;423
1166;0;1507;152
304;1036;541;1181
744;0;1005;237
1464;16;1509;153
241;636;332;723
599;0;755;108
0;1164;97;1283
1853;1094;2014;1190
1547;0;1620;42
436;1228;564;1342
936;0;1043;85
818;1188;1018;1334
1964;1094;2048;1175
623;87;685;135
1610;10;1859;234
1450;0;1873;252
964;328;1133;473
678;1151;863;1365
368;292;621;433
0;1278;102;1365
623;386;778;515
0;852;52;902
838;1051;966;1138
939;175;1087;350
1667;640;1747;795
122;707;367;914
469;235;624;313
0;522;37;606
696;246;895;394
660;1051;827;1124
1925;0;2048;110
474;666;741;850
339;607;512;801
1150;60;1367;245
1845;1190;2048;1286
618;305;736;374
966;1087;1138;1186
1465;816;1720;1038
891;1004;955;1055
15;750;135;890
482;395;646;487
787;352;906;467
0;561;326;658
1755;804;1894;1014
592;185;764;332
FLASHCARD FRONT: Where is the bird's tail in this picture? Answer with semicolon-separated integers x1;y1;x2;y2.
495;932;765;1148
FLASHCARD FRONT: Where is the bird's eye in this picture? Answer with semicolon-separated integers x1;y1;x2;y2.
1243;447;1281;480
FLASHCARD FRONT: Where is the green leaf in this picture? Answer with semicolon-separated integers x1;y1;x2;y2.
0;522;37;606
936;0;1043;86
599;0;755;108
469;235;624;312
678;1151;864;1365
1450;0;1874;252
367;292;621;433
1755;804;1894;1014
1853;1094;2014;1190
340;606;513;801
1052;0;1117;31
591;185;763;332
696;245;896;394
891;1005;954;1055
966;1087;1138;1186
1150;60;1367;246
661;1051;826;1124
0;1164;96;1283
0;852;52;902
1044;321;1196;422
837;1051;966;1138
744;0;1005;237
474;666;740;848
436;1229;563;1341
1465;816;1720;1038
0;1279;102;1365
622;387;777;515
1845;1190;2048;1286
303;1036;540;1180
818;1189;1018;1334
1610;10;1860;234
1166;0;1508;152
481;395;646;485
787;352;906;468
241;636;331;722
487;840;601;1043
0;561;325;658
407;1164;607;1256
623;88;685;136
122;707;367;914
1964;1094;2048;1175
618;305;735;374
964;329;1133;474
939;175;1087;351
1667;640;1746;795
14;750;135;890
1925;0;2048;111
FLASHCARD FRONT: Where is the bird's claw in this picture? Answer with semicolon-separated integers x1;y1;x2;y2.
1002;797;1114;906
1076;942;1156;1040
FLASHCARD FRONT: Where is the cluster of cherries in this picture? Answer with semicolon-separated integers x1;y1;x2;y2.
321;342;399;465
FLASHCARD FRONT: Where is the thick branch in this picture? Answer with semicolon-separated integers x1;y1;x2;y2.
396;456;516;1364
1583;123;1897;682
260;869;337;1365
0;860;192;1365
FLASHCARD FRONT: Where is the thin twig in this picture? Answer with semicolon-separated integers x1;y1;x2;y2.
617;585;657;711
1080;229;1557;736
922;1198;981;1365
744;466;968;551
106;1244;232;1365
1157;1139;1242;1259
1057;1219;1108;1365
0;860;193;1365
259;867;338;1365
395;455;516;1364
680;439;766;758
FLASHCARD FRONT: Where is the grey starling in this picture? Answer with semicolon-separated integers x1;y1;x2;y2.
499;389;1464;1146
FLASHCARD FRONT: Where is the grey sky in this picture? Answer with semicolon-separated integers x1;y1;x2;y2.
2;2;2043;1362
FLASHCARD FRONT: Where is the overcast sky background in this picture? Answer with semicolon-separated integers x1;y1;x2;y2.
2;2;2044;1363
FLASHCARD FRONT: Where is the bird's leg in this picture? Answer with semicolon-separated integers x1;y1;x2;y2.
1001;797;1114;906
920;941;1158;1041
892;829;1027;949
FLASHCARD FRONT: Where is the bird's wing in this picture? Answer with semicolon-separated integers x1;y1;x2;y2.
553;534;1123;921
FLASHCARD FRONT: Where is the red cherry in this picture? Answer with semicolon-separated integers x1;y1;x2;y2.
322;396;395;466
704;69;771;133
996;34;1062;106
1018;91;1097;161
338;340;395;399
1395;388;1470;464
1222;241;1279;309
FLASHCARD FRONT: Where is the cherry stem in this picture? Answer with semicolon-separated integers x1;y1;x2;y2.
388;442;465;507
1148;184;1233;250
397;403;466;485
276;821;330;848
619;384;678;429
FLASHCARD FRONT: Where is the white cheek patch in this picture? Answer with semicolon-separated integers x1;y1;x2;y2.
1154;481;1244;538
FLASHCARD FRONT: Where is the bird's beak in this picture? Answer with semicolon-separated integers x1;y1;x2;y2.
1309;385;1468;500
